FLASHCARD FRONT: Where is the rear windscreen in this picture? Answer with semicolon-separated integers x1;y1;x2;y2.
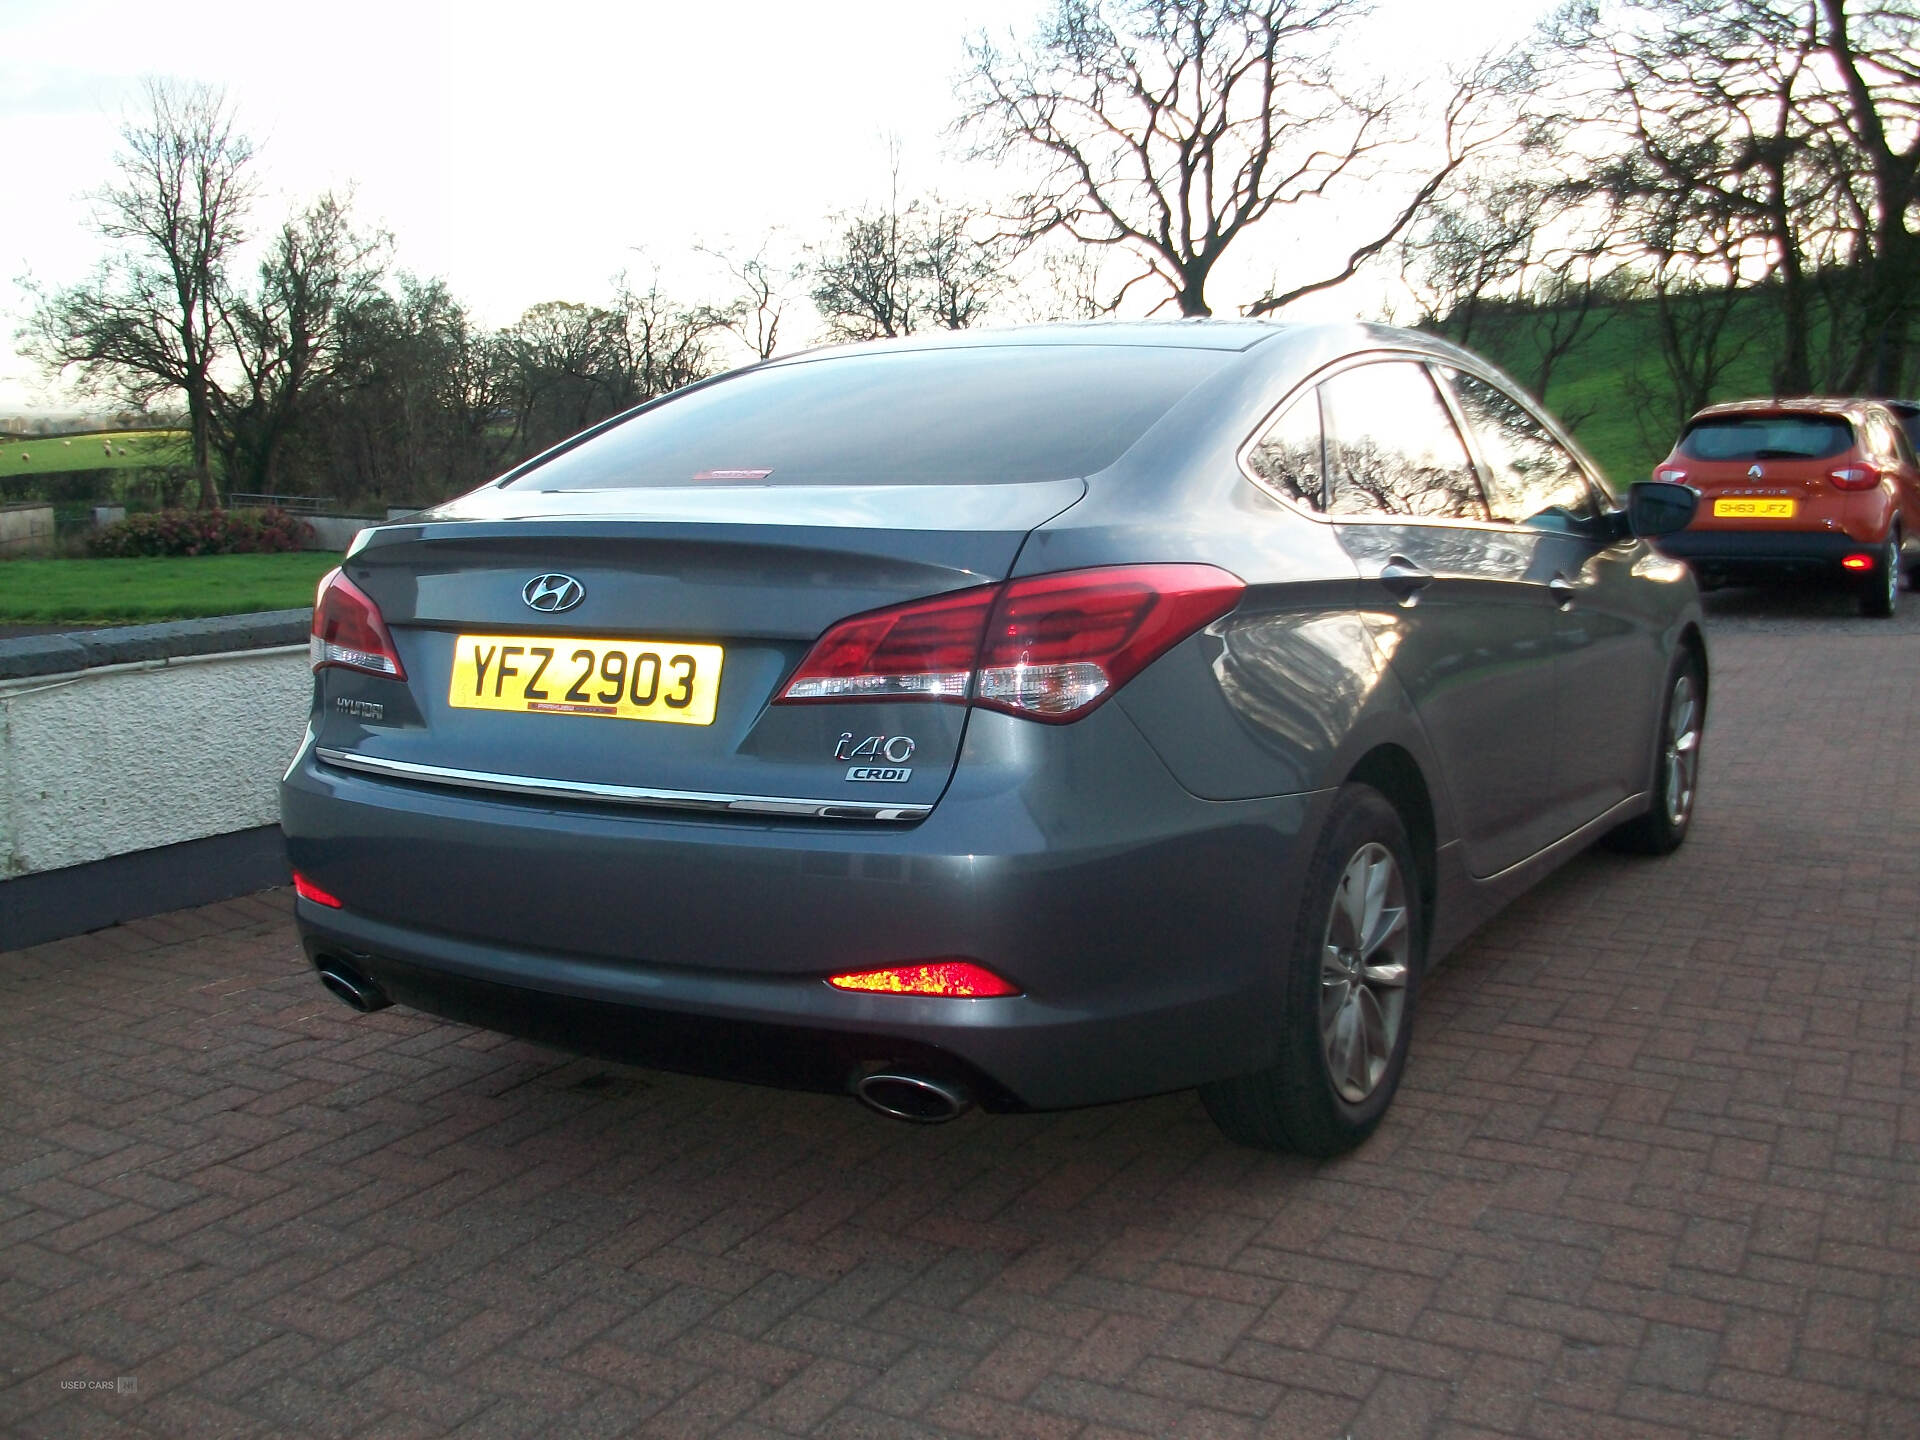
1678;415;1852;462
506;345;1231;489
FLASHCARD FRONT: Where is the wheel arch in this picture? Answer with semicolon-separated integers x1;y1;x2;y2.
1676;621;1709;711
1344;744;1437;938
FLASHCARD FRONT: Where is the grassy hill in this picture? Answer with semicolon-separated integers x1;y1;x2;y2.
1;430;190;477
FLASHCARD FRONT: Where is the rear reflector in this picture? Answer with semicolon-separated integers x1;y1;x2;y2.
311;568;406;679
292;871;343;908
777;564;1243;722
828;961;1020;997
1830;464;1881;491
1842;553;1873;570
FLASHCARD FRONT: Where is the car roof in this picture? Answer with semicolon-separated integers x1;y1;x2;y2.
762;319;1298;368
1687;396;1888;424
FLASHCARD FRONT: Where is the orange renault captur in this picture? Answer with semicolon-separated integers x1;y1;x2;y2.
1651;398;1920;617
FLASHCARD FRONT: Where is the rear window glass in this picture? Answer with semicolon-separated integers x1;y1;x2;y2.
1678;415;1852;462
507;345;1231;490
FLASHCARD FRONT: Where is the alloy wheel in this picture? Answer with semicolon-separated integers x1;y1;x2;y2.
1318;843;1411;1103
1664;673;1701;829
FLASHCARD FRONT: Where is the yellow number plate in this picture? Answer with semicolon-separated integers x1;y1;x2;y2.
1713;498;1796;518
448;634;723;725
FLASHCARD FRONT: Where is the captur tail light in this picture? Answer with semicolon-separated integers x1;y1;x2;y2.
1830;464;1882;491
829;961;1020;997
1656;467;1688;483
311;568;406;679
776;564;1243;722
292;871;344;908
1842;553;1874;571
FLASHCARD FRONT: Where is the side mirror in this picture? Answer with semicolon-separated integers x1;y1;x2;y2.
1625;481;1697;538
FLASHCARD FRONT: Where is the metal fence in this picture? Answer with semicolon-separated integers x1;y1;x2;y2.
226;493;336;515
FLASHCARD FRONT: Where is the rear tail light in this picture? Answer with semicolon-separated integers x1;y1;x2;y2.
777;564;1243;723
311;567;406;679
1830;464;1881;491
1842;553;1874;571
977;565;1244;720
828;960;1020;997
777;584;994;702
292;871;343;908
1655;467;1688;483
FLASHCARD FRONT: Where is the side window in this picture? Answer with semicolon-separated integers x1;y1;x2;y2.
1319;362;1487;521
1246;391;1324;511
1445;369;1598;528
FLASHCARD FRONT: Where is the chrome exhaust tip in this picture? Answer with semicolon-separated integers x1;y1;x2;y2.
316;961;391;1014
855;1072;972;1124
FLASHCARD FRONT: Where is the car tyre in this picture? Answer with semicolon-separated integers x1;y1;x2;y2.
1861;531;1899;618
1200;784;1422;1157
1606;653;1704;855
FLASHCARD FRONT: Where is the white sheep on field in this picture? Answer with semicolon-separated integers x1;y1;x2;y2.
63;439;71;446
103;441;113;455
20;452;29;462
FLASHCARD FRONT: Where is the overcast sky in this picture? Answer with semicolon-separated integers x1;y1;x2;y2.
0;0;1553;411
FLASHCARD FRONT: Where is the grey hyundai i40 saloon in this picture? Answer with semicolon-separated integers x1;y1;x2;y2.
281;320;1706;1155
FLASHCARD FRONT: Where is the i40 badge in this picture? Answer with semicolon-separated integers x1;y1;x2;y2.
835;733;915;782
834;733;916;763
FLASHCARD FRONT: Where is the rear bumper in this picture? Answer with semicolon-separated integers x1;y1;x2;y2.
1656;528;1883;581
282;709;1326;1110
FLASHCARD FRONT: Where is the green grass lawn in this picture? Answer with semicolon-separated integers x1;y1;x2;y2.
0;552;336;625
0;430;190;476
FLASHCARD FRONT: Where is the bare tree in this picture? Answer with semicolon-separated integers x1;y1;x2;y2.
1550;0;1919;392
23;80;254;507
217;193;389;492
810;194;1009;340
1821;0;1920;392
810;204;920;341
914;204;1013;329
1402;170;1620;408
959;0;1523;318
698;239;802;361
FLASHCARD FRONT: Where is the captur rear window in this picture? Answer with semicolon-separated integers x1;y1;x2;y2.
1679;415;1853;462
506;345;1230;489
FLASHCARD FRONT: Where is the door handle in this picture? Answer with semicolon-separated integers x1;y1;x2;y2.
1378;555;1433;606
1549;573;1577;609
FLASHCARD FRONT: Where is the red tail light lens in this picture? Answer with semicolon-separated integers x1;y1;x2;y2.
977;565;1243;721
1830;464;1881;491
777;584;996;703
292;871;343;908
1842;553;1874;571
776;564;1243;721
311;568;406;679
828;960;1020;997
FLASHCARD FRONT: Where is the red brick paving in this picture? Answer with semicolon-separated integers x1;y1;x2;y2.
3;590;1918;1439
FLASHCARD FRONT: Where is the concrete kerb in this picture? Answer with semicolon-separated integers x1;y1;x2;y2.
0;609;311;681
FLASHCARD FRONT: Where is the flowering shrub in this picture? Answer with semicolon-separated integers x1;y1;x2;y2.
85;508;312;558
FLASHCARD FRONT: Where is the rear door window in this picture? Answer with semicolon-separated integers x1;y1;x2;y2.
1444;370;1599;528
1678;415;1853;462
1318;362;1487;521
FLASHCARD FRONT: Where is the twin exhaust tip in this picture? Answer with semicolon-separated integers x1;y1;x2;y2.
855;1072;973;1124
317;964;970;1126
316;961;392;1014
